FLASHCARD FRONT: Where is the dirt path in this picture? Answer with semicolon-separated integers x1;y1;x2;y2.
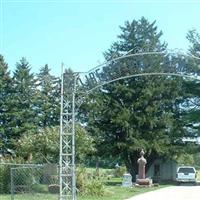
126;186;200;200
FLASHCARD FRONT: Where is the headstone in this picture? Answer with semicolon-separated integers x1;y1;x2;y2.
122;173;132;187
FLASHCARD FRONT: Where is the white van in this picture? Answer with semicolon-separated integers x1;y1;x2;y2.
176;166;197;184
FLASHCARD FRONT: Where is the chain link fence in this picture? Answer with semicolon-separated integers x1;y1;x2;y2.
0;163;59;200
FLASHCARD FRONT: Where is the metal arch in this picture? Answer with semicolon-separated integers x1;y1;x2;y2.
74;72;200;112
75;49;200;95
86;72;200;94
59;49;200;200
76;48;200;74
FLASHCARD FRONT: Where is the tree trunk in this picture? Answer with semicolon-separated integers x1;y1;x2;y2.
123;151;138;182
96;156;100;176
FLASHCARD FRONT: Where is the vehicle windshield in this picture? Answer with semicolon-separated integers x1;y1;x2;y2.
178;167;195;173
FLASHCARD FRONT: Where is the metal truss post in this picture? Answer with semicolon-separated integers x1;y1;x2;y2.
59;64;77;200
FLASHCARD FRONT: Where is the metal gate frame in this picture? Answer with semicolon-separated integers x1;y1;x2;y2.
59;49;200;200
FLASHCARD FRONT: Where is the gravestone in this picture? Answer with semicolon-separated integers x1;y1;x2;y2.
122;173;132;187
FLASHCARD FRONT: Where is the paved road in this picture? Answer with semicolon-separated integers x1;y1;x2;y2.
126;186;200;200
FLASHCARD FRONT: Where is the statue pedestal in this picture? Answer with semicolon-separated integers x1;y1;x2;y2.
136;178;152;186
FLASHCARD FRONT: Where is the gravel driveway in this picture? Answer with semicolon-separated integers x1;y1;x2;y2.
126;186;200;200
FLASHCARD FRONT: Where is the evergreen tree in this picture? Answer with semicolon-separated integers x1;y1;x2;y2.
9;58;37;147
82;18;198;180
183;29;200;136
36;64;60;127
0;55;12;152
187;29;200;59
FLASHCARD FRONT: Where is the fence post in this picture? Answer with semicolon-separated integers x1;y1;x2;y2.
10;168;14;200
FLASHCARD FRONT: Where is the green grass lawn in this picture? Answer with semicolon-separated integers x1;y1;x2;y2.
0;177;168;200
0;186;163;200
0;193;57;200
1;169;199;200
78;185;164;200
197;169;200;181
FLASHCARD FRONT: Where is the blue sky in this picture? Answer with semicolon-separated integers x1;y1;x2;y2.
0;0;200;76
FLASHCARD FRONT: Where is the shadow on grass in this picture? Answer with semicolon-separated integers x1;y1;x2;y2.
158;181;177;186
103;177;122;186
105;178;178;187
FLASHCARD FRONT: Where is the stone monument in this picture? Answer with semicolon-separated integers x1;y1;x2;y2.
122;173;132;187
137;149;147;179
136;149;152;186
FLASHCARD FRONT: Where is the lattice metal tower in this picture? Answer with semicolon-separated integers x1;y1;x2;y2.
59;64;77;200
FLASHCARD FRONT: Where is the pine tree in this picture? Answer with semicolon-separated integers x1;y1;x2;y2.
36;64;60;127
0;55;12;152
9;58;37;147
82;18;197;180
183;29;200;136
187;29;200;59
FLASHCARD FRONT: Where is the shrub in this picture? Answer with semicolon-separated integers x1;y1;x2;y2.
31;184;48;193
76;167;87;191
76;166;106;196
84;178;105;196
113;166;126;177
0;165;11;194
